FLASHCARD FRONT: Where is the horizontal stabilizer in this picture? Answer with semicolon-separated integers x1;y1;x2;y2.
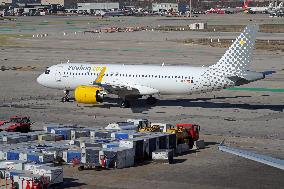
261;70;276;76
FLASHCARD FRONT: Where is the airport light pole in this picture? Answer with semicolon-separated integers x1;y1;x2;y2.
190;0;192;18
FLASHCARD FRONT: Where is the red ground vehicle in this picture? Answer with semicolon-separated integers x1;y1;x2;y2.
0;116;31;132
176;123;200;148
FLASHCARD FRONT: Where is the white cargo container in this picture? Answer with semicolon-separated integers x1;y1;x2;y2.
126;119;149;128
35;166;63;184
38;134;56;141
0;150;7;160
81;147;100;165
2;136;19;143
80;141;100;149
0;160;25;170
99;148;128;169
152;149;174;164
6;161;26;170
105;122;137;130
24;163;44;172
71;129;90;140
15;173;43;189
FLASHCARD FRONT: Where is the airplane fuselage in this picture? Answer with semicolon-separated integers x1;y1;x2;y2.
37;63;218;95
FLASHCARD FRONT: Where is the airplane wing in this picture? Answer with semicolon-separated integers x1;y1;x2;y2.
218;141;284;170
92;66;159;97
101;80;159;97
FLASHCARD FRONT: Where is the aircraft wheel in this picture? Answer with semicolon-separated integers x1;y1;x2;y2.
120;99;130;108
61;97;69;102
146;96;157;105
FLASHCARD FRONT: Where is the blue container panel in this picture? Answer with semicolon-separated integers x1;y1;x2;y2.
149;138;157;153
67;151;81;163
47;126;59;133
159;136;168;149
27;154;40;163
106;143;119;148
115;133;129;139
10;172;21;177
55;130;66;140
95;139;110;143
135;140;144;159
7;152;20;160
95;132;110;138
169;134;177;149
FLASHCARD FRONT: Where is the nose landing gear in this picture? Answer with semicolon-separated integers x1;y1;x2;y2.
61;90;70;102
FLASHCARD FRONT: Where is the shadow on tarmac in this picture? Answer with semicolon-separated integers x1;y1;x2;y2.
61;177;87;188
84;95;284;113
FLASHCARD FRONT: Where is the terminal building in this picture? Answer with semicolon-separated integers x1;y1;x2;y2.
77;2;120;12
41;0;77;8
152;3;188;13
1;0;15;5
41;0;64;6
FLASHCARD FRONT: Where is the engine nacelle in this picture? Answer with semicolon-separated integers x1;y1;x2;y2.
74;86;104;104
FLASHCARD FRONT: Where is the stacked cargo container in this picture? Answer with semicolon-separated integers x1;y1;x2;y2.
0;119;202;188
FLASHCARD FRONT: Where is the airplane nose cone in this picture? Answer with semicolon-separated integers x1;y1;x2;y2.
37;74;44;85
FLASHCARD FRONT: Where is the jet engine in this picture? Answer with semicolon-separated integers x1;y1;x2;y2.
74;86;104;104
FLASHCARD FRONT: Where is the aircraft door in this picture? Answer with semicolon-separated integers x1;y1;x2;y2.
55;71;61;82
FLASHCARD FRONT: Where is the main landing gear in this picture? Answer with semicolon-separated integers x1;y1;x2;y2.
61;90;70;102
146;96;158;105
119;96;158;108
119;98;130;108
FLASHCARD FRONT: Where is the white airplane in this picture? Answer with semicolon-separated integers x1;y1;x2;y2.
37;24;265;108
243;1;274;13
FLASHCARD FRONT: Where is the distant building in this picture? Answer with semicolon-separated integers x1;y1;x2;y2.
40;0;77;9
77;2;120;12
41;0;65;6
1;0;14;5
152;3;178;12
152;3;188;13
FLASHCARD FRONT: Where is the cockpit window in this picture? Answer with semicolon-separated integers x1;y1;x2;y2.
45;70;50;74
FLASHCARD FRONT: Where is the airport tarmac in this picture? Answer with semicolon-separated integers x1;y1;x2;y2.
0;14;284;188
